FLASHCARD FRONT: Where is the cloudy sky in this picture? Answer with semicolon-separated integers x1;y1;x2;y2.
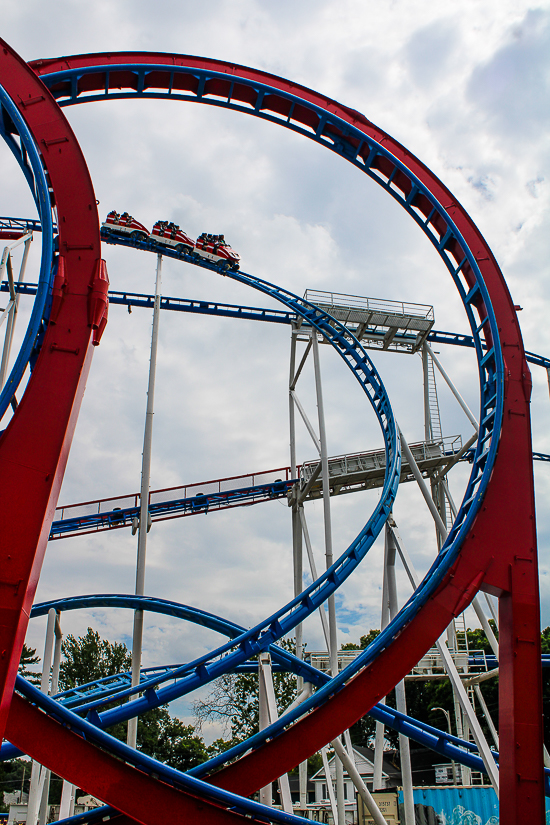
2;0;550;739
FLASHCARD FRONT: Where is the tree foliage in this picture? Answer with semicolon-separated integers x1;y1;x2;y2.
0;759;31;812
346;622;501;749
18;643;41;686
59;628;207;771
59;628;131;689
193;638;299;741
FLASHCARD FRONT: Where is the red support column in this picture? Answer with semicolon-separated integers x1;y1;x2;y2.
499;570;545;821
0;40;102;737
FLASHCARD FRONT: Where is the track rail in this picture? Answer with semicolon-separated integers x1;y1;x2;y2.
0;41;103;738
8;594;549;797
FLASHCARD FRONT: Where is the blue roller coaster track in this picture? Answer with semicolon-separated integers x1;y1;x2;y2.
3;592;549;816
0;200;521;803
1;47;542;820
6;594;550;797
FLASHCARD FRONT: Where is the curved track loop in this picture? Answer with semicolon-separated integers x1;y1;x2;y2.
0;41;104;734
27;52;544;815
0;47;541;823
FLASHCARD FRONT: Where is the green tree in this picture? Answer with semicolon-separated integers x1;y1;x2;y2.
18;644;41;686
59;628;131;689
193;638;299;741
341;629;380;651
59;628;207;771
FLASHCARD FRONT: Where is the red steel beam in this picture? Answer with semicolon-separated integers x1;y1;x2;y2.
0;41;105;736
6;693;253;825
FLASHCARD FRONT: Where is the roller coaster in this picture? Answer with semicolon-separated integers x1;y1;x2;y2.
0;39;546;825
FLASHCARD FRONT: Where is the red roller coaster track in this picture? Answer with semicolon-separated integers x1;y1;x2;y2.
0;42;543;824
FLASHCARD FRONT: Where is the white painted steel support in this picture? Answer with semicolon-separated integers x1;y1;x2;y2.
425;343;479;433
388;522;500;793
474;684;499;748
298;760;308;811
37;612;63;825
311;332;338;675
290;337;313;391
320;746;338;825
399;426;448;539
289;329;303;667
372;713;386;790
312;330;343;825
128;253;163;749
298;506;331;647
258;653;293;812
373;520;392;791
289;327;310;809
290;389;322;454
281;682;312;717
332;737;388;825
484;593;498;625
421;345;432;441
463;668;499;686
471;599;499;658
384;524;415;825
335;755;345;825
0;251;15;335
432;431;479;483
59;783;75;821
258;653;273;807
0;236;31;389
289;325;350;823
27;609;58;825
25;738;42;818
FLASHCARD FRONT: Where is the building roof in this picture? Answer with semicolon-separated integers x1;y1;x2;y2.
311;746;397;783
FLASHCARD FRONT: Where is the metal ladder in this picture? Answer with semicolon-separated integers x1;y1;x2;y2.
422;346;454;533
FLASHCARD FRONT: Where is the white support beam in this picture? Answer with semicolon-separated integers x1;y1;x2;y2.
290;335;312;391
331;737;388;825
474;684;499;748
27;608;58;825
398;426;447;540
384;524;414;825
258;653;293;813
398;428;498;653
320;746;338;825
0;235;32;389
290;389;322;454
299;507;331;648
128;253;163;749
